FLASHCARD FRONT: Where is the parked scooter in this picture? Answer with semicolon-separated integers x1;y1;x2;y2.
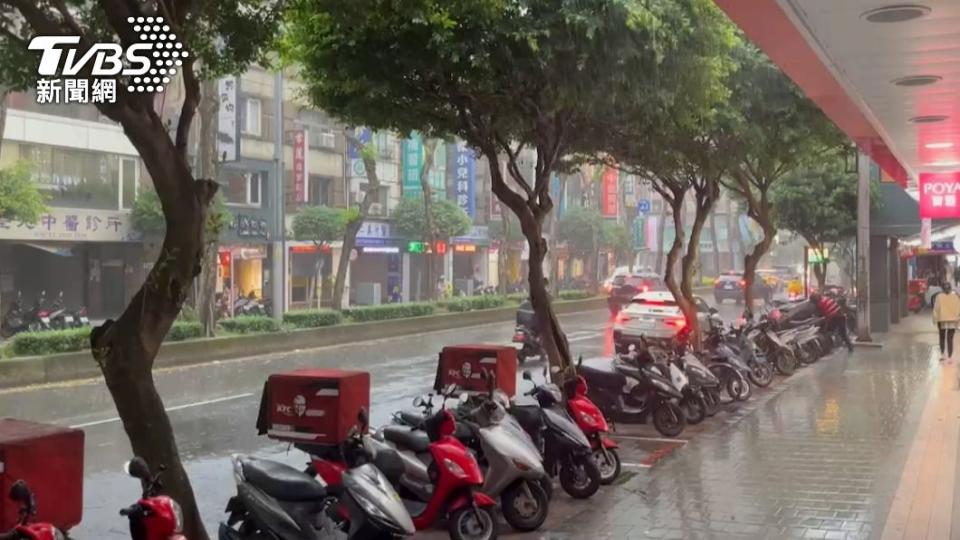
511;326;544;363
509;371;602;499
702;316;752;402
1;291;29;338
576;348;687;437
0;481;66;540
563;370;621;484
368;386;499;540
119;458;186;540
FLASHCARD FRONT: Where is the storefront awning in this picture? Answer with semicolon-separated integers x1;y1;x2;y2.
21;242;74;257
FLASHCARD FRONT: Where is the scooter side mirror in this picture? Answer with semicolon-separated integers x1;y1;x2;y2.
577;355;583;367
522;370;532;381
357;407;369;432
413;396;425;408
8;480;32;506
124;457;152;482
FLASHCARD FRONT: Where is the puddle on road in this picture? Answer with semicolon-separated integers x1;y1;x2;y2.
616;437;687;468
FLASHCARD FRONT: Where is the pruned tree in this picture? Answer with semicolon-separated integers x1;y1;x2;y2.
601;222;632;268
394;196;471;245
292;205;355;307
0;2;281;537
557;206;603;275
414;138;442;300
723;44;843;309
331;130;378;309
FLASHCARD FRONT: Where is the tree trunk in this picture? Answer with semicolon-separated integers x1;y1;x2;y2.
89;107;217;540
709;208;721;277
662;197;698;340
498;214;511;294
418;139;439;300
655;203;667;273
0;89;8;157
743;210;776;312
197;79;220;337
332;130;381;309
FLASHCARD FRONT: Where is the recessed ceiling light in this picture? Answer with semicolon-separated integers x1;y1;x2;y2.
861;4;932;23
925;142;955;149
928;161;960;167
909;115;949;124
892;75;942;86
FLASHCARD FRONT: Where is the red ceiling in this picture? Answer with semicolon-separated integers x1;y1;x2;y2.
714;0;910;186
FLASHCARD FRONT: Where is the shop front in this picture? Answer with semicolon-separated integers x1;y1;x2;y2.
451;226;490;295
350;220;403;305
287;242;334;310
217;208;272;312
0;207;144;319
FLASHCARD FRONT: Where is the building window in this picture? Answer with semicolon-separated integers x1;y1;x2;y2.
224;170;264;207
119;157;138;210
308;175;330;206
18;143;140;211
243;98;261;136
318;129;336;150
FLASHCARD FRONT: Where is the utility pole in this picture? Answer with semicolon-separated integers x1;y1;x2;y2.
856;151;871;342
271;71;286;321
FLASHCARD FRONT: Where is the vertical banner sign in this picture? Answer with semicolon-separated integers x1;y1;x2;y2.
601;167;619;217
919;172;960;219
217;77;239;162
624;175;637;207
921;218;932;249
402;133;424;198
292;129;308;203
549;173;565;215
430;143;446;196
453;141;476;217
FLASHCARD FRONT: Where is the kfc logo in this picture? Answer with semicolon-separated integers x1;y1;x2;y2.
460;362;473;380
276;395;309;417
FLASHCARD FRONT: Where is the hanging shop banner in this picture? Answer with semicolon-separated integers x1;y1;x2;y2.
919;172;960;219
549;173;566;215
601;167;619;217
217;77;239;163
402;133;424;198
645;216;658;251
0;208;140;242
430;142;446;196
292;128;309;203
633;217;646;250
452;141;476;218
623;174;637;207
921;218;932;248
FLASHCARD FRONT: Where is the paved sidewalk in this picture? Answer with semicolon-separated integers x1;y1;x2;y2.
530;316;953;539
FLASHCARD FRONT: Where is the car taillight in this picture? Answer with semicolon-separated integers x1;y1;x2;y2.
616;311;631;323
739;280;746;287
513;332;525;342
666;318;686;329
641;285;649;293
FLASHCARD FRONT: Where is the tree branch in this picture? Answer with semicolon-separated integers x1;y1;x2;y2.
50;0;83;35
175;54;200;158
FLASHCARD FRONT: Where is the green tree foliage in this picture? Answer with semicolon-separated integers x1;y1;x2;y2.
288;0;733;373
132;190;232;237
557;207;603;260
0;162;46;223
393;197;470;241
601;222;632;265
292;206;356;245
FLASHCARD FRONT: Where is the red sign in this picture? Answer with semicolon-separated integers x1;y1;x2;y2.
218;250;232;267
435;240;448;255
293;129;308;203
601;167;619;217
919;172;960;218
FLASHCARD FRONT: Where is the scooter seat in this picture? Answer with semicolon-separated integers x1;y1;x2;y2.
577;362;628;390
397;410;425;427
240;457;326;502
382;425;431;453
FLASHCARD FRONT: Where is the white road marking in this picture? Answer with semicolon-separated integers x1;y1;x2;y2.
621;462;653;469
611;434;689;444
568;332;602;343
69;393;254;429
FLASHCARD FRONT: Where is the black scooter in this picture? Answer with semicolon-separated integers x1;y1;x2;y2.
511;325;544;363
509;370;601;499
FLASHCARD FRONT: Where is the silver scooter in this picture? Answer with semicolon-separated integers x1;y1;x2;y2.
383;386;550;532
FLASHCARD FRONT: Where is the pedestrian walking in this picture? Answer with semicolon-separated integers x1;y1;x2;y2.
933;282;960;362
952;265;960;288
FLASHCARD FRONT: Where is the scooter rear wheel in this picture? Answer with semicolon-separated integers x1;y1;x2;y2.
501;480;549;532
748;363;774;387
701;388;721;416
774;349;797;376
594;447;621;485
680;394;706;425
559;455;601;499
652;402;686;437
727;373;751;402
449;505;499;540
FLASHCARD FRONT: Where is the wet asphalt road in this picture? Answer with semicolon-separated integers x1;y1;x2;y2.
0;300;746;538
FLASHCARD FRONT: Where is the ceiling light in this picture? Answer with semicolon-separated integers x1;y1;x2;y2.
861;4;932;23
909;115;949;124
925;142;955;149
892;75;942;86
928;161;960;167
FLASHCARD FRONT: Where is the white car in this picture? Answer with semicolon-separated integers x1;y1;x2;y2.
612;291;712;353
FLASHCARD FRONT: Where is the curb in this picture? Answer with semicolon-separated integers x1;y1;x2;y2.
0;297;606;389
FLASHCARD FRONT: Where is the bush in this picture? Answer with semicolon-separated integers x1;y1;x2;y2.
345;303;435;322
11;328;90;356
284;309;343;329
506;293;527;304
558;289;594;301
166;321;202;342
220;316;281;334
445;295;507;312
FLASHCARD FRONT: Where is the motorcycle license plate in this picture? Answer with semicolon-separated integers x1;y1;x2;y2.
41;317;50;324
63;316;74;323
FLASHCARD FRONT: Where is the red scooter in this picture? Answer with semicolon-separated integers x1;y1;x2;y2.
120;458;186;540
0;481;65;540
367;386;500;540
565;372;621;485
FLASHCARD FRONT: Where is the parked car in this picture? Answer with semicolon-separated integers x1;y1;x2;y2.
613;291;711;353
714;271;773;304
607;272;666;315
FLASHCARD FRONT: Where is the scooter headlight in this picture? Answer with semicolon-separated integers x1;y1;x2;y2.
170;499;184;532
443;458;468;479
53;530;66;540
578;411;599;427
231;455;245;485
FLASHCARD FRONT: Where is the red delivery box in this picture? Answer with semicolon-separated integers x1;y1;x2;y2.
434;344;517;397
0;419;84;531
257;369;370;445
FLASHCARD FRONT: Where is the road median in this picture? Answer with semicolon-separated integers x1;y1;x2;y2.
0;297;605;389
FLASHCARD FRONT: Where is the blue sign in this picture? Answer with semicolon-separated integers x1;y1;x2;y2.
348;128;372;159
452;141;476;218
549;174;565;214
637;198;651;215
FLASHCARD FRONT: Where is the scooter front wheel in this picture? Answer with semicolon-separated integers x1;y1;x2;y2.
501;480;549;532
774;349;797;376
727;373;751;402
448;505;499;540
558;455;601;499
748;362;774;387
652;402;686;437
594;447;621;485
701;388;721;416
680;394;706;425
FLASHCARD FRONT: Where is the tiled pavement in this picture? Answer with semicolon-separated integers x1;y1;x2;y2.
461;317;955;540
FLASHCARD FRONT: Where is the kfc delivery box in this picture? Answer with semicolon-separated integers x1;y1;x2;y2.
0;418;84;531
434;344;517;397
257;369;370;445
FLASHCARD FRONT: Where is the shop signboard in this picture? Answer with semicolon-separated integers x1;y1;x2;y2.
355;220;396;247
293;129;309;203
231;214;269;238
402;133;424;198
549;173;565;215
0;208;140;242
919;172;960;219
217;77;239;162
601;167;619;217
452;141;476;218
451;226;489;246
623;174;637;207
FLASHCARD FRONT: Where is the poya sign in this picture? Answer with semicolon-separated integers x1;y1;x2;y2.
919;172;960;219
